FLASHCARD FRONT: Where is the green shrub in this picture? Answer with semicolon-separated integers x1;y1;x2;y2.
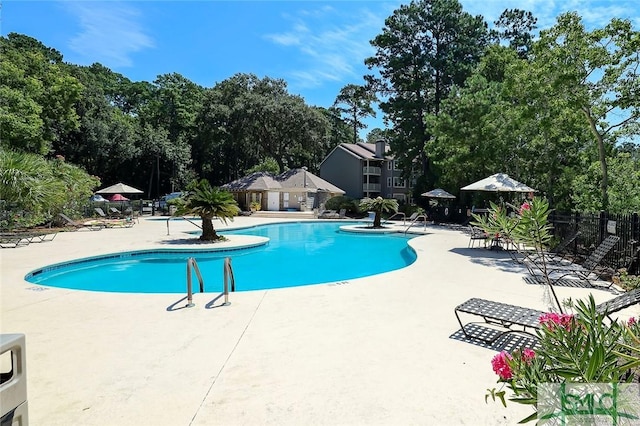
325;195;359;214
614;268;640;291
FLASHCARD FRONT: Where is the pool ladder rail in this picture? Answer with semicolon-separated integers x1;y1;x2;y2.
186;257;235;308
166;215;202;235
404;214;428;233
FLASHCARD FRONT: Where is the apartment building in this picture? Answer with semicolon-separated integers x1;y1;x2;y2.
319;140;412;202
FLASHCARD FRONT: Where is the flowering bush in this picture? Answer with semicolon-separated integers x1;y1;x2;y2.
478;197;640;422
472;197;563;312
491;351;514;380
487;297;640;423
538;312;574;331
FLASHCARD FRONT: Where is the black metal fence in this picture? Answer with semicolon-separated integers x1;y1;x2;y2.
431;205;640;275
547;211;640;274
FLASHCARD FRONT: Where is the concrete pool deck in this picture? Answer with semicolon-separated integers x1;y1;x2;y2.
1;216;638;425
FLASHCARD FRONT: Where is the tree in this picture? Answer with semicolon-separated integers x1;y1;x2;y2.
142;73;203;192
244;157;280;175
493;9;537;59
173;179;240;241
428;42;591;211
532;13;640;209
365;0;489;180
572;151;640;213
359;196;399;228
59;64;141;180
0;33;82;154
333;84;376;144
365;128;391;144
193;73;333;184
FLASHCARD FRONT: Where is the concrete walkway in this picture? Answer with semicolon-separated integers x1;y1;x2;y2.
1;216;636;425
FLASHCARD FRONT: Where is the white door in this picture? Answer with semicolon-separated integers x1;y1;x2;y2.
267;192;280;211
283;193;289;209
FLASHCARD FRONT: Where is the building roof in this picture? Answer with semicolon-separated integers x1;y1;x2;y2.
221;172;282;191
339;142;391;160
222;169;344;194
278;169;345;194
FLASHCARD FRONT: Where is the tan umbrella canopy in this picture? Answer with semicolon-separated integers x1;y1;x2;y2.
461;173;535;193
96;182;144;195
421;188;456;199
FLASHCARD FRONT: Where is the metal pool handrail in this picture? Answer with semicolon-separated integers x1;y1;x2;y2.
186;257;235;308
223;257;235;306
186;257;204;307
167;216;202;235
404;214;428;233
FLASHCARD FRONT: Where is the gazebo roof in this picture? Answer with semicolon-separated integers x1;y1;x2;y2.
277;169;345;194
222;169;345;194
221;172;282;191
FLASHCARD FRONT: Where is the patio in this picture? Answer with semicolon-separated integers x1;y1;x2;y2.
1;217;636;425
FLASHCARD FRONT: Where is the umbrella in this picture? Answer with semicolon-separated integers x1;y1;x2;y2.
109;194;129;202
96;182;144;195
421;188;456;199
461;173;535;193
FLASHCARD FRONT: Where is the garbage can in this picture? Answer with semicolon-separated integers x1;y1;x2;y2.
0;334;28;425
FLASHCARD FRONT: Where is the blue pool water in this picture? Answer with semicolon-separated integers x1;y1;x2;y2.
25;222;417;293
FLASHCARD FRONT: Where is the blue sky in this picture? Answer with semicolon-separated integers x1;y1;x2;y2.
3;0;639;137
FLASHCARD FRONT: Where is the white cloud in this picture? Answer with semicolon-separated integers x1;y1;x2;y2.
264;0;640;93
65;1;154;68
461;0;640;32
264;4;383;90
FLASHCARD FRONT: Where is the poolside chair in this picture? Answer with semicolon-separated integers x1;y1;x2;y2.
94;207;107;218
318;210;339;219
109;207;123;218
523;235;620;288
514;231;581;265
123;207;140;223
59;213;104;231
338;208;346;218
0;233;31;248
454;287;640;343
102;218;135;228
468;226;488;249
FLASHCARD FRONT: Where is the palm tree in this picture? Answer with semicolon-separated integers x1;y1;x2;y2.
0;149;98;228
173;179;240;241
359;196;399;228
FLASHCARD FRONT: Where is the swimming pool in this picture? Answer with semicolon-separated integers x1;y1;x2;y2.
25;222;417;293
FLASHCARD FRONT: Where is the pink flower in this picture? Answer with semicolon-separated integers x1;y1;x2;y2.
491;351;513;380
539;312;574;331
519;202;531;214
628;317;637;326
522;348;535;364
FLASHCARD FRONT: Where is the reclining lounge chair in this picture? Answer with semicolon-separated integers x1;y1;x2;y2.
511;230;581;265
59;213;104;231
454;287;640;344
468;226;488;249
523;235;620;289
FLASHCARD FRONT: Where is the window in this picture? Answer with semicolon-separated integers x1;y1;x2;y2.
393;177;405;188
387;161;393;170
386;177;392;187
